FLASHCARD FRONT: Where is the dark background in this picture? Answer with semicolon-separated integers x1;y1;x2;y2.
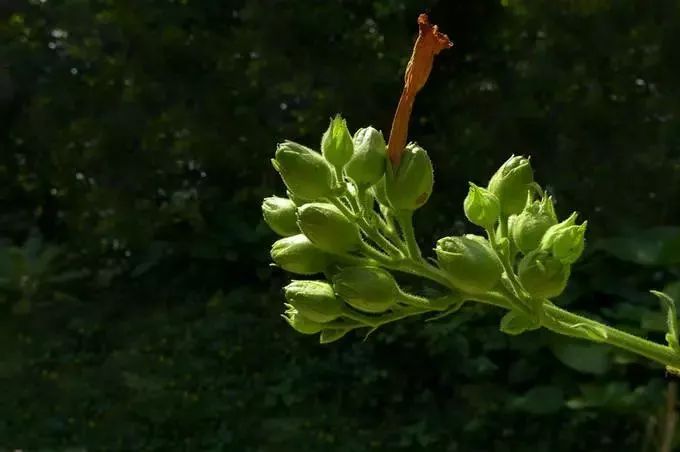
1;0;680;450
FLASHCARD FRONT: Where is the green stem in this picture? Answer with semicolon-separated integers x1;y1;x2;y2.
398;290;448;311
397;260;680;369
486;227;532;313
329;197;403;258
326;197;680;370
359;241;392;264
341;305;428;328
396;210;422;261
542;303;680;369
499;214;509;238
373;210;405;249
381;205;398;234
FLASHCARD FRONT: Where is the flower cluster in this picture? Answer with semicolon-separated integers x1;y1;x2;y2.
262;109;593;343
260;13;680;375
263;117;446;343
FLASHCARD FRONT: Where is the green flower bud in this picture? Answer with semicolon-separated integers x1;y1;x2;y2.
262;196;299;236
510;195;558;254
464;183;500;230
333;266;398;313
273;141;333;200
435;234;503;294
385;143;434;211
518;250;571;298
345;127;387;187
487;155;534;216
283;280;344;323
282;307;324;335
540;213;587;264
297;203;361;254
321;115;354;169
270;234;329;275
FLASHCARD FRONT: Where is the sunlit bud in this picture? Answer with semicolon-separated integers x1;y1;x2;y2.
518;250;571;298
464;183;500;230
345;127;387;187
385;143;434;211
435;234;503;294
487;155;534;216
510;195;558;254
261;196;299;237
333;266;398;313
321;115;354;169
282;306;324;335
273;141;333;200
540;213;587;264
283;280;344;323
270;234;329;275
297;203;361;254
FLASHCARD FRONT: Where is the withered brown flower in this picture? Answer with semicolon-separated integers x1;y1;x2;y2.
387;14;453;168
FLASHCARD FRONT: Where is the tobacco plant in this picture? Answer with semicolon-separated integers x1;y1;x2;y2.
261;14;680;373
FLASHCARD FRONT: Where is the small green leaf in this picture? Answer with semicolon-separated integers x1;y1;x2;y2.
319;328;351;344
500;310;540;335
562;322;608;342
651;290;680;352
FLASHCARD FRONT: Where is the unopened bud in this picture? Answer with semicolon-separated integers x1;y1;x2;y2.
540;213;587;264
487;155;534;216
273;141;333;200
510;195;558;254
282;307;324;335
284;280;344;323
270;234;329;275
321;115;354;169
385;143;434;211
333;266;398;313
518;250;571;298
435;235;503;294
297;203;361;254
262;196;299;237
345;127;387;187
464;183;500;230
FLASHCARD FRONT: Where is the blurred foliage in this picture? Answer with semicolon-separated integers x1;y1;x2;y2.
0;0;679;450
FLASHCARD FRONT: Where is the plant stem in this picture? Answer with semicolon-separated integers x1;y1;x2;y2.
499;214;509;238
396;210;422;260
328;197;403;257
341;305;428;328
395;257;680;369
486;227;532;313
332;195;680;369
398;290;449;311
541;303;680;368
660;382;678;452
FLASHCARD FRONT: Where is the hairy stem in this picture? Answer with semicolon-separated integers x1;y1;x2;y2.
541;303;680;369
396;210;423;261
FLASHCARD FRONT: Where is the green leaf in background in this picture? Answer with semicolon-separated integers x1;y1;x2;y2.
511;385;564;414
595;227;680;266
552;342;611;375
